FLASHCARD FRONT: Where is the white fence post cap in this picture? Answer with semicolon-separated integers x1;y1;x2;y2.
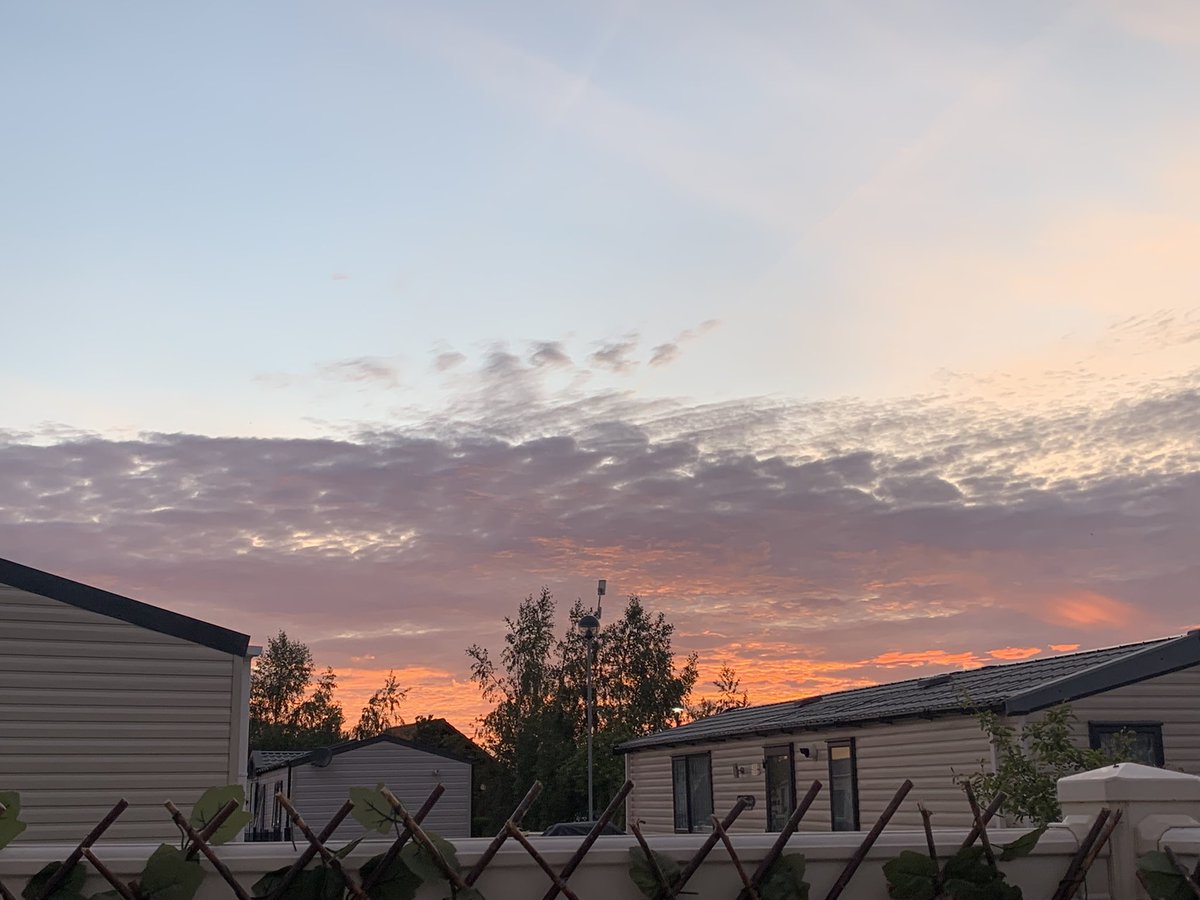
1058;763;1200;804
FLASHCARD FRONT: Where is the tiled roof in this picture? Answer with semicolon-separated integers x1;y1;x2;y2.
618;633;1200;753
249;750;310;774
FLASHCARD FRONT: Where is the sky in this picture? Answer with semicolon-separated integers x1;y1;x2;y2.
1;1;1198;735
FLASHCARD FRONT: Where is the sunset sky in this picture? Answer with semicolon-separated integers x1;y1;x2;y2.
2;1;1198;734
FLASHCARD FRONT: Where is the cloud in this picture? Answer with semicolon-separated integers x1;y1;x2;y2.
589;336;639;373
434;351;466;372
1;363;1196;727
529;341;572;368
649;319;721;367
319;357;400;388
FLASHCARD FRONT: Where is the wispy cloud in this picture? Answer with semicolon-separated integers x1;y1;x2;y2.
649;319;720;367
588;336;639;373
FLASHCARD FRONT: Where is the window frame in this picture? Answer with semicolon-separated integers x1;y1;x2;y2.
1087;721;1165;767
827;738;859;831
671;751;714;833
763;743;797;832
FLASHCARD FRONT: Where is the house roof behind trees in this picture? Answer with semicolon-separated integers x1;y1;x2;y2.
617;632;1200;753
0;556;251;657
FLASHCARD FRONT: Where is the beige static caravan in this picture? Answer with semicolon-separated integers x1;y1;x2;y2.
618;633;1200;834
247;735;473;840
0;556;253;842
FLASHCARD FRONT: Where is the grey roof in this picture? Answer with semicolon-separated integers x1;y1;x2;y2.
250;750;310;775
252;734;476;774
618;632;1200;753
0;556;251;657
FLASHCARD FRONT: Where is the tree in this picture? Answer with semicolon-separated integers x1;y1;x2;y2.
687;665;751;721
955;704;1137;824
467;589;698;829
250;632;345;750
352;671;410;739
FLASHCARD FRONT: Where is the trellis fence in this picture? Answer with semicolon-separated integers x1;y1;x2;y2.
1;763;1198;900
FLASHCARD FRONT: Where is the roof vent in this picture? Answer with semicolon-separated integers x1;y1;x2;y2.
793;695;824;710
310;747;334;768
918;673;954;689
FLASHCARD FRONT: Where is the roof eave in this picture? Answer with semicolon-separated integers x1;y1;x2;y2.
1004;632;1200;716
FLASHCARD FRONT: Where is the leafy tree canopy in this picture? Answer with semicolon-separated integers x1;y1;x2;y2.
467;589;712;829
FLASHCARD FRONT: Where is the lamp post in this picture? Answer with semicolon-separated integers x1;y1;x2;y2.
577;578;605;820
577;612;600;820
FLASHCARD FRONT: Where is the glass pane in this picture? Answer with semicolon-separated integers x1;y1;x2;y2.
829;743;855;831
688;755;713;832
765;749;793;831
1100;728;1160;766
672;757;688;832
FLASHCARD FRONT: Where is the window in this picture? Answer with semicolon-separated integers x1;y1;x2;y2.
672;753;714;833
1089;722;1165;767
764;744;796;832
827;739;858;831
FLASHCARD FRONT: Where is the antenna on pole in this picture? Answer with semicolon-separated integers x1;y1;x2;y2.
596;578;605;620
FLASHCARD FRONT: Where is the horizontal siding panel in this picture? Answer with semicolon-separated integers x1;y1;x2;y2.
0;704;231;723
22;787;242;808
0;655;232;677
2;688;231;707
278;743;473;837
1065;665;1200;777
1;721;230;740
0;637;224;661
628;714;992;834
11;772;232;790
0;620;187;645
0;672;233;692
0;737;230;755
0;755;232;774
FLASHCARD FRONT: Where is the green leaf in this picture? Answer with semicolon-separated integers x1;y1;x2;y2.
883;850;939;900
189;785;253;846
359;852;423;900
140;844;205;900
943;846;993;886
349;787;398;834
398;832;460;884
334;837;365;860
627;847;682;900
22;861;86;900
1138;852;1196;900
0;791;28;850
251;865;293;898
761;853;810;900
998;825;1047;862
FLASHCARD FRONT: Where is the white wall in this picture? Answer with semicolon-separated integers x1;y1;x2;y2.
290;742;471;837
0;585;243;841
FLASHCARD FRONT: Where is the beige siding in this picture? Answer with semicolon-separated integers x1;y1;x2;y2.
288;742;472;837
0;585;239;841
627;715;994;834
1027;664;1200;776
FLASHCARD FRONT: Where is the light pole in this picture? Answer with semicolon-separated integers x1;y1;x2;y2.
577;578;605;820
